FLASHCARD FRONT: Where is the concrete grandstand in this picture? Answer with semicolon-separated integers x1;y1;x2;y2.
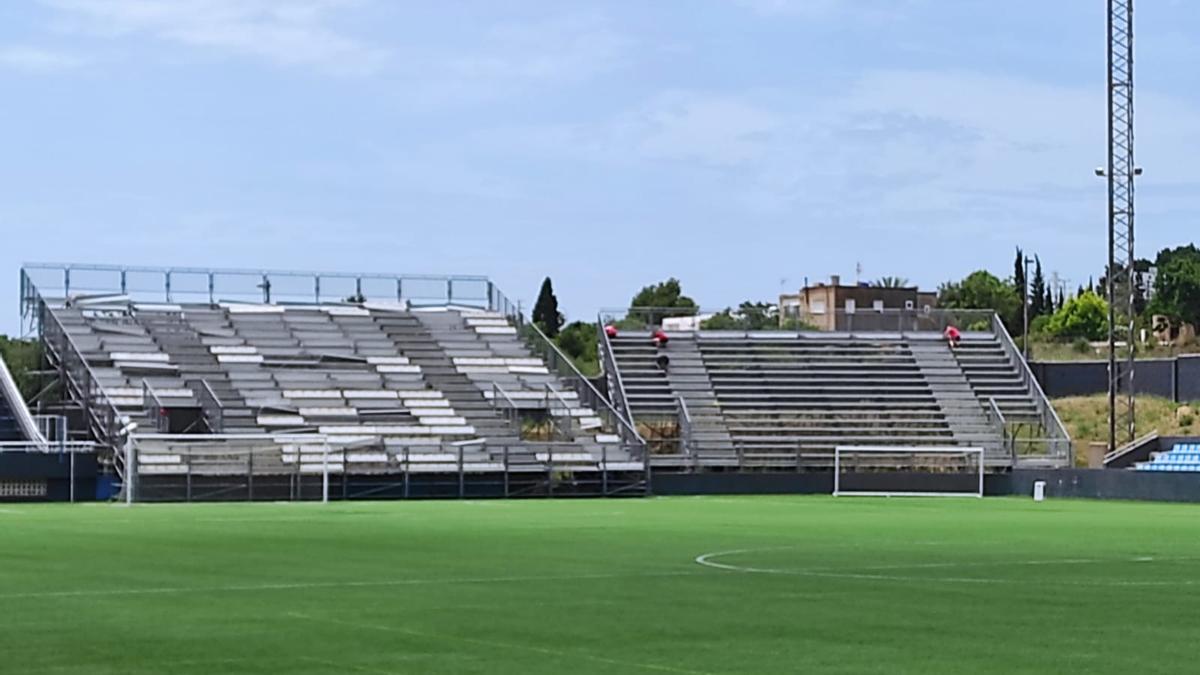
600;308;1070;471
15;263;1071;502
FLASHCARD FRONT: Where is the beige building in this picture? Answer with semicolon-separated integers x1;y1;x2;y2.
779;275;937;330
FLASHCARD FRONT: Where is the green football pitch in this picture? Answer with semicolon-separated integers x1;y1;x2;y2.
2;495;1197;674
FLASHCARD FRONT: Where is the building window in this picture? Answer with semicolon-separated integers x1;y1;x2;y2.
844;299;856;314
904;300;914;310
810;300;826;315
873;300;884;312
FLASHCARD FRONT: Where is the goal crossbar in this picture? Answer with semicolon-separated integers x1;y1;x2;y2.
833;445;985;498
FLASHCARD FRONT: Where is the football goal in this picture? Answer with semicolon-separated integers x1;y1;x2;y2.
833;446;985;498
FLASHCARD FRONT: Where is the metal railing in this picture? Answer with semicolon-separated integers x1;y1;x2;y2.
124;434;646;501
597;315;637;430
544;383;574;442
601;306;997;335
992;313;1073;465
678;396;693;457
983;397;1012;463
37;296;127;452
1104;431;1159;467
491;382;520;431
523;322;647;460
142;380;168;433
194;379;225;433
21;264;521;323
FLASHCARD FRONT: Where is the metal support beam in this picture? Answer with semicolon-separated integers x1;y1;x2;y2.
1106;0;1137;451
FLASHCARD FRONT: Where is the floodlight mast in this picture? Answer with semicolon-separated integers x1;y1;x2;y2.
1102;0;1138;452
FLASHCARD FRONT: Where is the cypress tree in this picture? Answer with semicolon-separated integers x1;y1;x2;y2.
532;277;564;338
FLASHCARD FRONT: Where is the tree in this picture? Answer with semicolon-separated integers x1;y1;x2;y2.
1147;245;1200;329
0;335;41;400
1013;247;1026;301
555;321;599;376
700;302;778;330
938;270;1021;332
1044;285;1055;316
872;276;911;288
532;277;564;338
1045;291;1109;341
629;278;697;326
1029;256;1046;317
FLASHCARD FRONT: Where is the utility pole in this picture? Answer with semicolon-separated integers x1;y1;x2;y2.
1096;0;1139;452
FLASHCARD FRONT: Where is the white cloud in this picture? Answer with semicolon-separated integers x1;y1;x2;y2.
734;0;926;21
41;0;384;74
0;45;85;71
406;13;634;106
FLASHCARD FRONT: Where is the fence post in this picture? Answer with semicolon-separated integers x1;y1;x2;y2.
124;438;134;505
601;443;608;497
321;446;329;504
503;445;510;497
403;446;410;499
458;444;465;499
247;450;254;501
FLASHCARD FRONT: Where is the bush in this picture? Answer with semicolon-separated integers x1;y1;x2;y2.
1072;337;1092;354
1045;291;1109;341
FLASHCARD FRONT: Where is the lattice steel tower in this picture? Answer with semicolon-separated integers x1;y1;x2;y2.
1104;0;1137;450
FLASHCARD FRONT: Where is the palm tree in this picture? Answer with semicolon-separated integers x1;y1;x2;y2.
873;276;911;288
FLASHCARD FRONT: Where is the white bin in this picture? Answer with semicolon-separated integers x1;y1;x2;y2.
1033;480;1046;502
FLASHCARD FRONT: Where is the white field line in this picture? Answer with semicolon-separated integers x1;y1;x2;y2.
0;570;700;601
299;656;405;675
286;612;719;675
694;548;1200;587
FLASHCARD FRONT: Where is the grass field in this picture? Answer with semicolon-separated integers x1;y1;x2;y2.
3;496;1199;674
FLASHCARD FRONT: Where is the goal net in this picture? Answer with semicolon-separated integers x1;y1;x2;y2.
833;446;984;498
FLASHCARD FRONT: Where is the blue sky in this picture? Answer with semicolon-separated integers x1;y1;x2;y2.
2;0;1199;335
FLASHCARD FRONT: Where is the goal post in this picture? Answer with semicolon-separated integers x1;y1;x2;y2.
833;446;985;498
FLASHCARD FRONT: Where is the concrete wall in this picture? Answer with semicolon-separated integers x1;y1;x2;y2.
653;468;1200;503
1032;355;1200;402
0;452;98;502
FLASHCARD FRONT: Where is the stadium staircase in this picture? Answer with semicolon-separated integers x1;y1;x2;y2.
414;310;638;474
605;323;1069;471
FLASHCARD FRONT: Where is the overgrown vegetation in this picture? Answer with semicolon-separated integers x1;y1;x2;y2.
1054;395;1200;456
555;321;599;377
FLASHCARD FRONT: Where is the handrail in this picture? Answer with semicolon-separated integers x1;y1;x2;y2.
491;382;520;430
992;313;1073;465
142;380;167;433
985;397;1011;463
597;315;637;430
0;349;46;448
523;322;645;450
1105;430;1160;465
35;293;126;450
678;396;693;456
544;383;573;441
0;440;96;453
195;379;225;433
